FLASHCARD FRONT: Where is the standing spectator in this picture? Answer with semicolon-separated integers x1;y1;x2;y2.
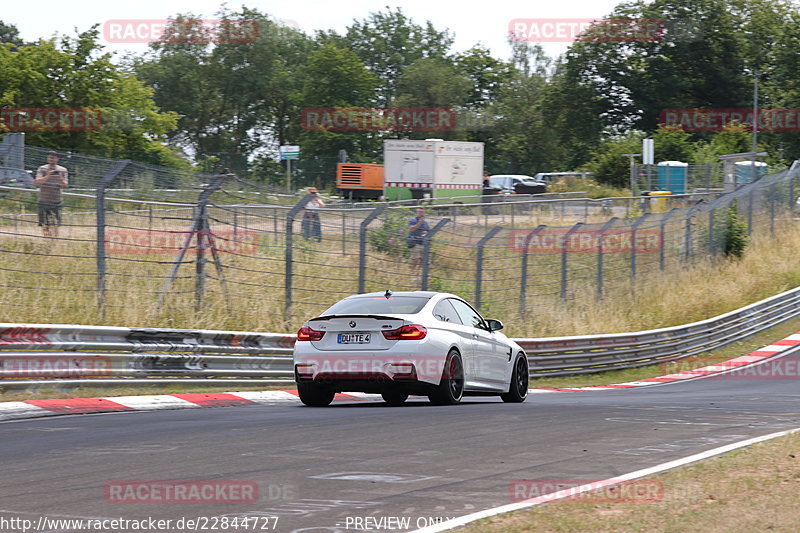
482;171;491;189
407;206;430;274
34;151;68;237
302;187;324;242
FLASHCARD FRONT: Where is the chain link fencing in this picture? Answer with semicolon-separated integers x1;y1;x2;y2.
0;141;797;331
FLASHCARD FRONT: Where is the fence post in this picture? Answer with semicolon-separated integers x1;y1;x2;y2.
475;226;503;310
561;223;584;301
630;213;651;284
284;194;314;318
769;183;776;235
596;218;618;300
682;204;702;264
95;159;129;317
358;204;388;294
195;208;208;311
341;211;346;255
747;189;754;236
421;218;450;291
519;225;547;315
708;208;715;255
660;208;679;270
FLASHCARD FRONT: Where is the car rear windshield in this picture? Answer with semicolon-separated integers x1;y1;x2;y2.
322;296;430;316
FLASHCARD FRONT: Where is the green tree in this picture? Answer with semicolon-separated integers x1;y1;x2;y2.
342;7;453;105
0;20;24;48
134;9;313;174
295;44;381;188
454;46;515;110
298;43;380;161
544;0;798;169
585;132;646;188
485;41;563;174
652;125;694;162
0;26;180;165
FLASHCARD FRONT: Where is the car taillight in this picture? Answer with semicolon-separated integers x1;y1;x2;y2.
382;324;427;340
297;326;325;341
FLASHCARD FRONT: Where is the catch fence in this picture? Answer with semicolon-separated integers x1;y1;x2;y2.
0;144;796;331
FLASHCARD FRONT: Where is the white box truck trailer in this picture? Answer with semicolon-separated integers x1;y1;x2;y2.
383;139;484;201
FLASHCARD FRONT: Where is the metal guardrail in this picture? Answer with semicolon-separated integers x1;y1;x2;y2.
2;285;800;389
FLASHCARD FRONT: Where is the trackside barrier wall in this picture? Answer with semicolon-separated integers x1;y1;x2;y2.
2;284;800;388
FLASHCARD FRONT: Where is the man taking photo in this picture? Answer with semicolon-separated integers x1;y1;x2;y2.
34;151;69;237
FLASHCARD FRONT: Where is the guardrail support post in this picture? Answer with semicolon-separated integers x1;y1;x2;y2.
561;223;584;301
358;205;388;294
421;218;450;291
475;226;503;310
520;225;547;315
596;218;617;300
96;159;130;318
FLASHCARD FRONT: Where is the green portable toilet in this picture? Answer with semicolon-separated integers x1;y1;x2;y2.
656;161;688;194
734;161;767;184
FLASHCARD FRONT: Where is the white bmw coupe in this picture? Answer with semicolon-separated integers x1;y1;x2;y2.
293;291;529;406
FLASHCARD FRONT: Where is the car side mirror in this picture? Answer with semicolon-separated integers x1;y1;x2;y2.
486;319;503;332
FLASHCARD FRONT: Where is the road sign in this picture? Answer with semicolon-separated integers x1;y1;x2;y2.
279;145;300;160
642;139;654;165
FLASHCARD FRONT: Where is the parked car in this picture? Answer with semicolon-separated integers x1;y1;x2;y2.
489;174;547;194
293;291;529;406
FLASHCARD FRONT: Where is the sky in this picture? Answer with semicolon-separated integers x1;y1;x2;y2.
4;0;627;61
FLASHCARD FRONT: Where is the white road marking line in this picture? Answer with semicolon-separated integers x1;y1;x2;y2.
411;427;800;532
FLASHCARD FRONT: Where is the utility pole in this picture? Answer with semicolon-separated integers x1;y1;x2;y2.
622;153;640;196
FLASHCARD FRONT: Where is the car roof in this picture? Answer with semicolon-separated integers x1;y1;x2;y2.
489;174;538;180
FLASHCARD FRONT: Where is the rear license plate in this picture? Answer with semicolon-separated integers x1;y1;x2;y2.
337;333;371;344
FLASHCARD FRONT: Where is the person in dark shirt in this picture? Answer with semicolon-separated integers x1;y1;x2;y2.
34;151;69;237
407;206;430;273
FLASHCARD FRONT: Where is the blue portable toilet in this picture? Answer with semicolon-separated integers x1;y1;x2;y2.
734;161;767;184
656;161;688;194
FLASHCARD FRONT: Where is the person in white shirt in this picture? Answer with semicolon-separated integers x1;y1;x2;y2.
302;187;324;242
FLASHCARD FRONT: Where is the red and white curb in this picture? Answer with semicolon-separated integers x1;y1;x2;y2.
1;332;799;422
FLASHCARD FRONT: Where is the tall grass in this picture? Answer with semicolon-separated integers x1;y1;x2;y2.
0;194;797;339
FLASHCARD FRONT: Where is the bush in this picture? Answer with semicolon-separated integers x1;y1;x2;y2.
723;206;748;258
369;211;411;259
